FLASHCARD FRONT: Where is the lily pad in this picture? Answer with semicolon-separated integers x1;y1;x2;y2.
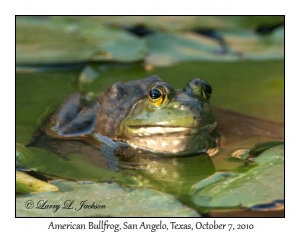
16;16;146;64
145;32;239;66
16;143;132;185
145;27;284;67
220;27;284;60
16;170;59;193
191;144;284;209
16;181;200;217
89;38;147;62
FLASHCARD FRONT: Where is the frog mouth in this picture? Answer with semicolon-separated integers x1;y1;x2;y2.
123;125;205;137
123;122;216;137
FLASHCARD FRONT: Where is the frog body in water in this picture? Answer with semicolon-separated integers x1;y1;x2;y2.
23;75;284;216
43;75;218;157
28;75;283;196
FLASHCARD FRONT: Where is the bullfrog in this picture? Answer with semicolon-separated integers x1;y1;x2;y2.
40;75;218;157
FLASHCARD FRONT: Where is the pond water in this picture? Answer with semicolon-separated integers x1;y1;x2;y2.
16;59;283;216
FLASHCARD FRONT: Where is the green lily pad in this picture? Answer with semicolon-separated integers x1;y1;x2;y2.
90;38;147;62
145;27;284;67
220;27;284;60
16;170;59;193
16;16;146;64
16;181;200;217
145;32;239;66
191;144;284;209
16;143;132;185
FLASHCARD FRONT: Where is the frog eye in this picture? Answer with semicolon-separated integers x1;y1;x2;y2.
185;78;212;100
148;86;167;107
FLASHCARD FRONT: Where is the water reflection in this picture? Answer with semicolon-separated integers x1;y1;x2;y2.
114;147;215;197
